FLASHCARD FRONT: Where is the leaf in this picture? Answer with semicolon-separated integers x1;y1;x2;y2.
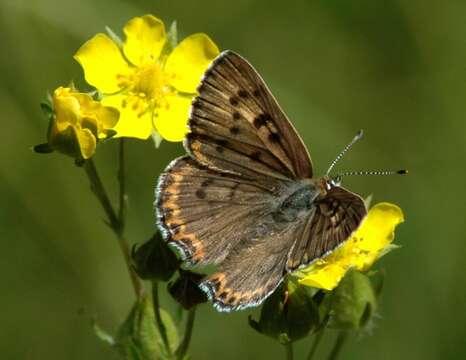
92;317;115;346
151;130;163;148
106;26;124;47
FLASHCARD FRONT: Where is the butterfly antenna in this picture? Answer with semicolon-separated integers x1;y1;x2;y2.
326;130;364;175
335;169;408;179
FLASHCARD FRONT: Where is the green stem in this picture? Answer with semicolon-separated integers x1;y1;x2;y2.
327;331;348;360
307;315;329;360
176;307;196;360
83;158;142;298
118;138;126;229
152;282;172;357
307;328;326;360
284;343;294;360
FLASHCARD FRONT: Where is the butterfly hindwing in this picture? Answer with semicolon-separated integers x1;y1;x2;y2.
200;219;307;311
156;156;284;265
286;186;367;271
187;50;313;180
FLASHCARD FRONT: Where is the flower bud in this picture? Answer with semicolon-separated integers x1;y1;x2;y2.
249;280;319;344
325;269;377;330
132;232;179;282
168;270;207;309
34;87;119;160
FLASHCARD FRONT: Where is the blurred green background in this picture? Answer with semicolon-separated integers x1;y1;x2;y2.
1;0;465;359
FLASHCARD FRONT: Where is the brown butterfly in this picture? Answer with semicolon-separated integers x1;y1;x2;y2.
156;51;370;312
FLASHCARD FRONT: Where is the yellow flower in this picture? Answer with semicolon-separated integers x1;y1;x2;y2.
294;202;404;291
47;86;119;159
74;14;219;141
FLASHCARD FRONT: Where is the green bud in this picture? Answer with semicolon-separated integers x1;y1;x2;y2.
248;280;319;344
115;293;179;360
168;270;207;310
325;269;377;330
132;232;179;282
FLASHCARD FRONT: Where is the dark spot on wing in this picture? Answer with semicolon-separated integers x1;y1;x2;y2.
250;151;261;161
253;89;261;97
238;89;248;98
230;126;240;135
233;111;241;120
253;113;269;129
229;97;239;106
195;189;206;199
201;180;212;187
268;132;281;143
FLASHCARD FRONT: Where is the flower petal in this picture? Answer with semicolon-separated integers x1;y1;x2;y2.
298;262;347;291
74;34;130;93
102;95;153;139
165;33;219;93
153;94;191;141
74;93;120;135
123;15;166;67
356;203;404;252
53;87;80;127
77;128;97;159
353;202;404;270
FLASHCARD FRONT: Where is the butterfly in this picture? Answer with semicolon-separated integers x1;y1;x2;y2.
156;50;367;312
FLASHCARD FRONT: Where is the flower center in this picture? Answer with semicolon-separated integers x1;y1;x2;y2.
116;63;175;118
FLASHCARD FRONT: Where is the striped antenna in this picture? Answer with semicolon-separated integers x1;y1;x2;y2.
335;169;408;178
326;130;364;175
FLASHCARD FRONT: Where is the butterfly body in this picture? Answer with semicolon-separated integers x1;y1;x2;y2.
156;51;367;311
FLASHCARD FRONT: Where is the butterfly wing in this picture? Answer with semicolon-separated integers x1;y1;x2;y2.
286;186;367;271
156;156;285;266
186;50;313;180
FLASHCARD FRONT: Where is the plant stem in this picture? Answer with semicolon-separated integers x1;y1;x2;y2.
327;331;348;360
118;138;126;228
307;328;326;360
152;282;172;357
83;157;142;298
307;315;329;360
176;307;196;360
284;343;294;360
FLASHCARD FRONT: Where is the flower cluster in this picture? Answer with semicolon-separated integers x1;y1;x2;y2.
35;14;219;160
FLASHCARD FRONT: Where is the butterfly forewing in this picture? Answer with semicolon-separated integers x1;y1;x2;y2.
187;50;313;180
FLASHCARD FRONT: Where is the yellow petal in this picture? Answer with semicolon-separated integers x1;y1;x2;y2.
353;202;404;270
74;33;130;93
102;95;152;139
165;33;219;93
123;15;166;67
53;87;80;128
355;203;404;253
298;263;347;291
154;94;191;141
74;93;120;135
77;128;97;159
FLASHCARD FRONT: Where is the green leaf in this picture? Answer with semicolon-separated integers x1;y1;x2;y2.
40;102;53;118
115;294;179;360
151;130;163;148
106;26;124;47
92;317;116;346
33;143;53;154
167;21;178;50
